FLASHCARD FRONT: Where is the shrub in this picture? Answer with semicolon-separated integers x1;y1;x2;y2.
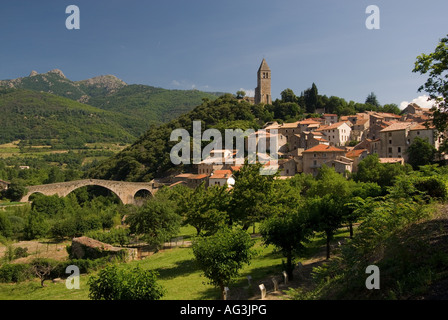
413;176;447;200
0;263;33;283
86;228;131;246
88;265;165;300
51;257;111;278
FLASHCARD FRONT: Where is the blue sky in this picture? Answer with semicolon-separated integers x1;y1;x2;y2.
1;0;447;108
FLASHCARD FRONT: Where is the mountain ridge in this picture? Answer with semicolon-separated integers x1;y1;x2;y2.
0;70;225;145
0;69;128;103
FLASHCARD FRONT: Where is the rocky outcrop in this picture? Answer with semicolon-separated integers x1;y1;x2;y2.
47;69;66;78
76;75;127;93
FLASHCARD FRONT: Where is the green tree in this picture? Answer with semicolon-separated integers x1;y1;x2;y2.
365;92;380;108
126;189;181;250
344;182;382;238
31;194;66;217
192;227;255;300
229;162;276;230
88;265;165;300
413;34;448;148
354;154;411;189
260;209;312;280
307;165;351;259
280;88;297;103
0;212;13;238
236;90;246;99
380;103;401;115
304;83;318;114
270;101;301;120
5;179;27;202
179;184;230;236
23;211;49;240
407;137;437;169
44;166;65;184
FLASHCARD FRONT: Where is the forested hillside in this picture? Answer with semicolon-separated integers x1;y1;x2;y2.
0;89;137;145
87;85;224;136
87;94;265;181
0;71;223;144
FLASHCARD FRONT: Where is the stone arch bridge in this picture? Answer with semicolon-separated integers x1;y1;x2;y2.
20;179;159;205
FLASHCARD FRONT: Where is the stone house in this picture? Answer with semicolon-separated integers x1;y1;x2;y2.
0;180;9;192
324;156;353;176
278;158;297;176
379;122;414;160
345;149;369;172
378;122;440;162
402;103;433;117
301;144;347;175
350;118;369;142
208;170;235;188
298;118;321;133
322;114;338;125
367;112;401;140
246;130;288;155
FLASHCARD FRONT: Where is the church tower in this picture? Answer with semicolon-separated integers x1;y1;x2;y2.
254;58;272;105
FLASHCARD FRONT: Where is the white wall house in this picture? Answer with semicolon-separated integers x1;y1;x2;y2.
319;122;352;147
208;170;235;188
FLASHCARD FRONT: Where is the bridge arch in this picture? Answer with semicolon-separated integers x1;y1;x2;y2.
21;179;157;205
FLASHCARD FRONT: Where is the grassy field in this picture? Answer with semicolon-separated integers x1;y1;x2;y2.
0;226;351;300
0;140;129;159
0;240;284;300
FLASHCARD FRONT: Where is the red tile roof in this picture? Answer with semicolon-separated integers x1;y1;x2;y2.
302;144;345;153
210;170;233;179
319;121;350;130
346;149;368;159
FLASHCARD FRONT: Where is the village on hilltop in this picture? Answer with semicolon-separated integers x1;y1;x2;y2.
171;59;447;189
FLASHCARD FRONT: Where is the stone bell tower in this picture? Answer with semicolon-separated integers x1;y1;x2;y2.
254;58;272;105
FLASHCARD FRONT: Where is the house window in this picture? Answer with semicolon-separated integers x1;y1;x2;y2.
417;131;420;135
314;153;317;158
398;147;401;153
389;132;392;137
323;153;327;158
313;160;317;166
389;140;392;144
389;147;392;154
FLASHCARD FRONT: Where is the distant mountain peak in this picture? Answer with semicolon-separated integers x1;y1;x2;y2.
78;74;127;87
29;70;39;77
47;69;66;78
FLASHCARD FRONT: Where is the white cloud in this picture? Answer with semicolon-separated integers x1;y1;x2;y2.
239;88;255;97
171;80;181;86
399;95;436;110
